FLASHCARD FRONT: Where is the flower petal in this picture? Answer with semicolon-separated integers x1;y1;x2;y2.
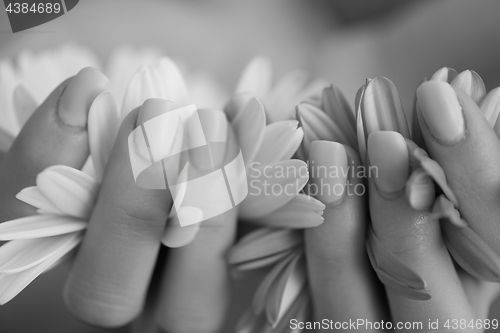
227;228;302;265
266;252;307;327
121;57;189;118
253;121;304;165
451;70;486;104
442;220;500;282
0;234;80;305
0;215;86;240
16;186;65;215
264;69;308;122
0;127;15;153
430;67;458;83
224;92;253;121
431;195;467;228
255;194;324;229
480;87;500;135
36;165;99;219
162;207;202;248
232;97;266;165
239;160;309;218
235;56;272;99
321;85;357;145
233;249;293;272
88;91;120;182
0;232;82;274
366;227;431;300
252;248;300;314
13;84;38;129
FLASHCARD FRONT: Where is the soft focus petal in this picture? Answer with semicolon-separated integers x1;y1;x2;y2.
105;45;161;109
239;160;309;218
255;194;324;229
0;232;81;274
253;249;299;314
0;60;21;135
232;97;266;166
0;127;15;154
88;91;120;182
121;57;189;118
36;165;99;220
0;215;86;241
235;56;272;99
451;70;486;104
16;186;65;215
224;92;254;121
0;234;80;305
253;121;303;165
227;228;302;265
265;251;307;327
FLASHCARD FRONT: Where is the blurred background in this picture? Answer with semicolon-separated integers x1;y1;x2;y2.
2;0;500;332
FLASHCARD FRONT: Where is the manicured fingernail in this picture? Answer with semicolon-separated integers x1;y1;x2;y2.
417;81;465;145
58;67;109;127
135;99;180;163
368;131;409;194
357;77;410;164
451;70;486;104
189;109;228;170
309;141;348;204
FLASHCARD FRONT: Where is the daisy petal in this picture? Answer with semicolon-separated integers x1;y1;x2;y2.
37;165;99;219
224;92;253;121
480;87;500;132
272;289;309;333
321;85;357;147
234;249;293;272
0;127;15;153
88;91;119;182
266;252;307;327
162;207;202;248
430;67;458;83
451;70;486;104
253;249;299;314
265;70;308;122
0;232;82;274
253;121;303;165
256;194;324;229
431;195;467;228
0;215;86;240
16;186;65;215
235;56;272;99
442;220;500;282
235;307;269;333
366;227;431;300
13;84;38;129
405;168;435;211
227;229;302;265
232;97;266;165
239;160;309;218
0;234;80;305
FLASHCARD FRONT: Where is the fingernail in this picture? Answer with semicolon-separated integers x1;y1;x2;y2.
358;77;410;164
309;141;348;204
189;109;228;171
135;99;180;163
417;81;465;144
368;131;409;194
58;67;109;127
451;70;486;104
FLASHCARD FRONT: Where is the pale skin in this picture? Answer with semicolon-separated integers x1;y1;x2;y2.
1;76;500;333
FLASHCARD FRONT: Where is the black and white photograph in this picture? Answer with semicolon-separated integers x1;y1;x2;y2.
1;1;500;332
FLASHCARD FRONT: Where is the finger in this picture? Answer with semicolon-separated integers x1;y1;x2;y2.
305;141;388;328
417;81;500;255
460;271;500;319
367;131;473;329
0;68;109;220
64;99;179;327
155;109;238;333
